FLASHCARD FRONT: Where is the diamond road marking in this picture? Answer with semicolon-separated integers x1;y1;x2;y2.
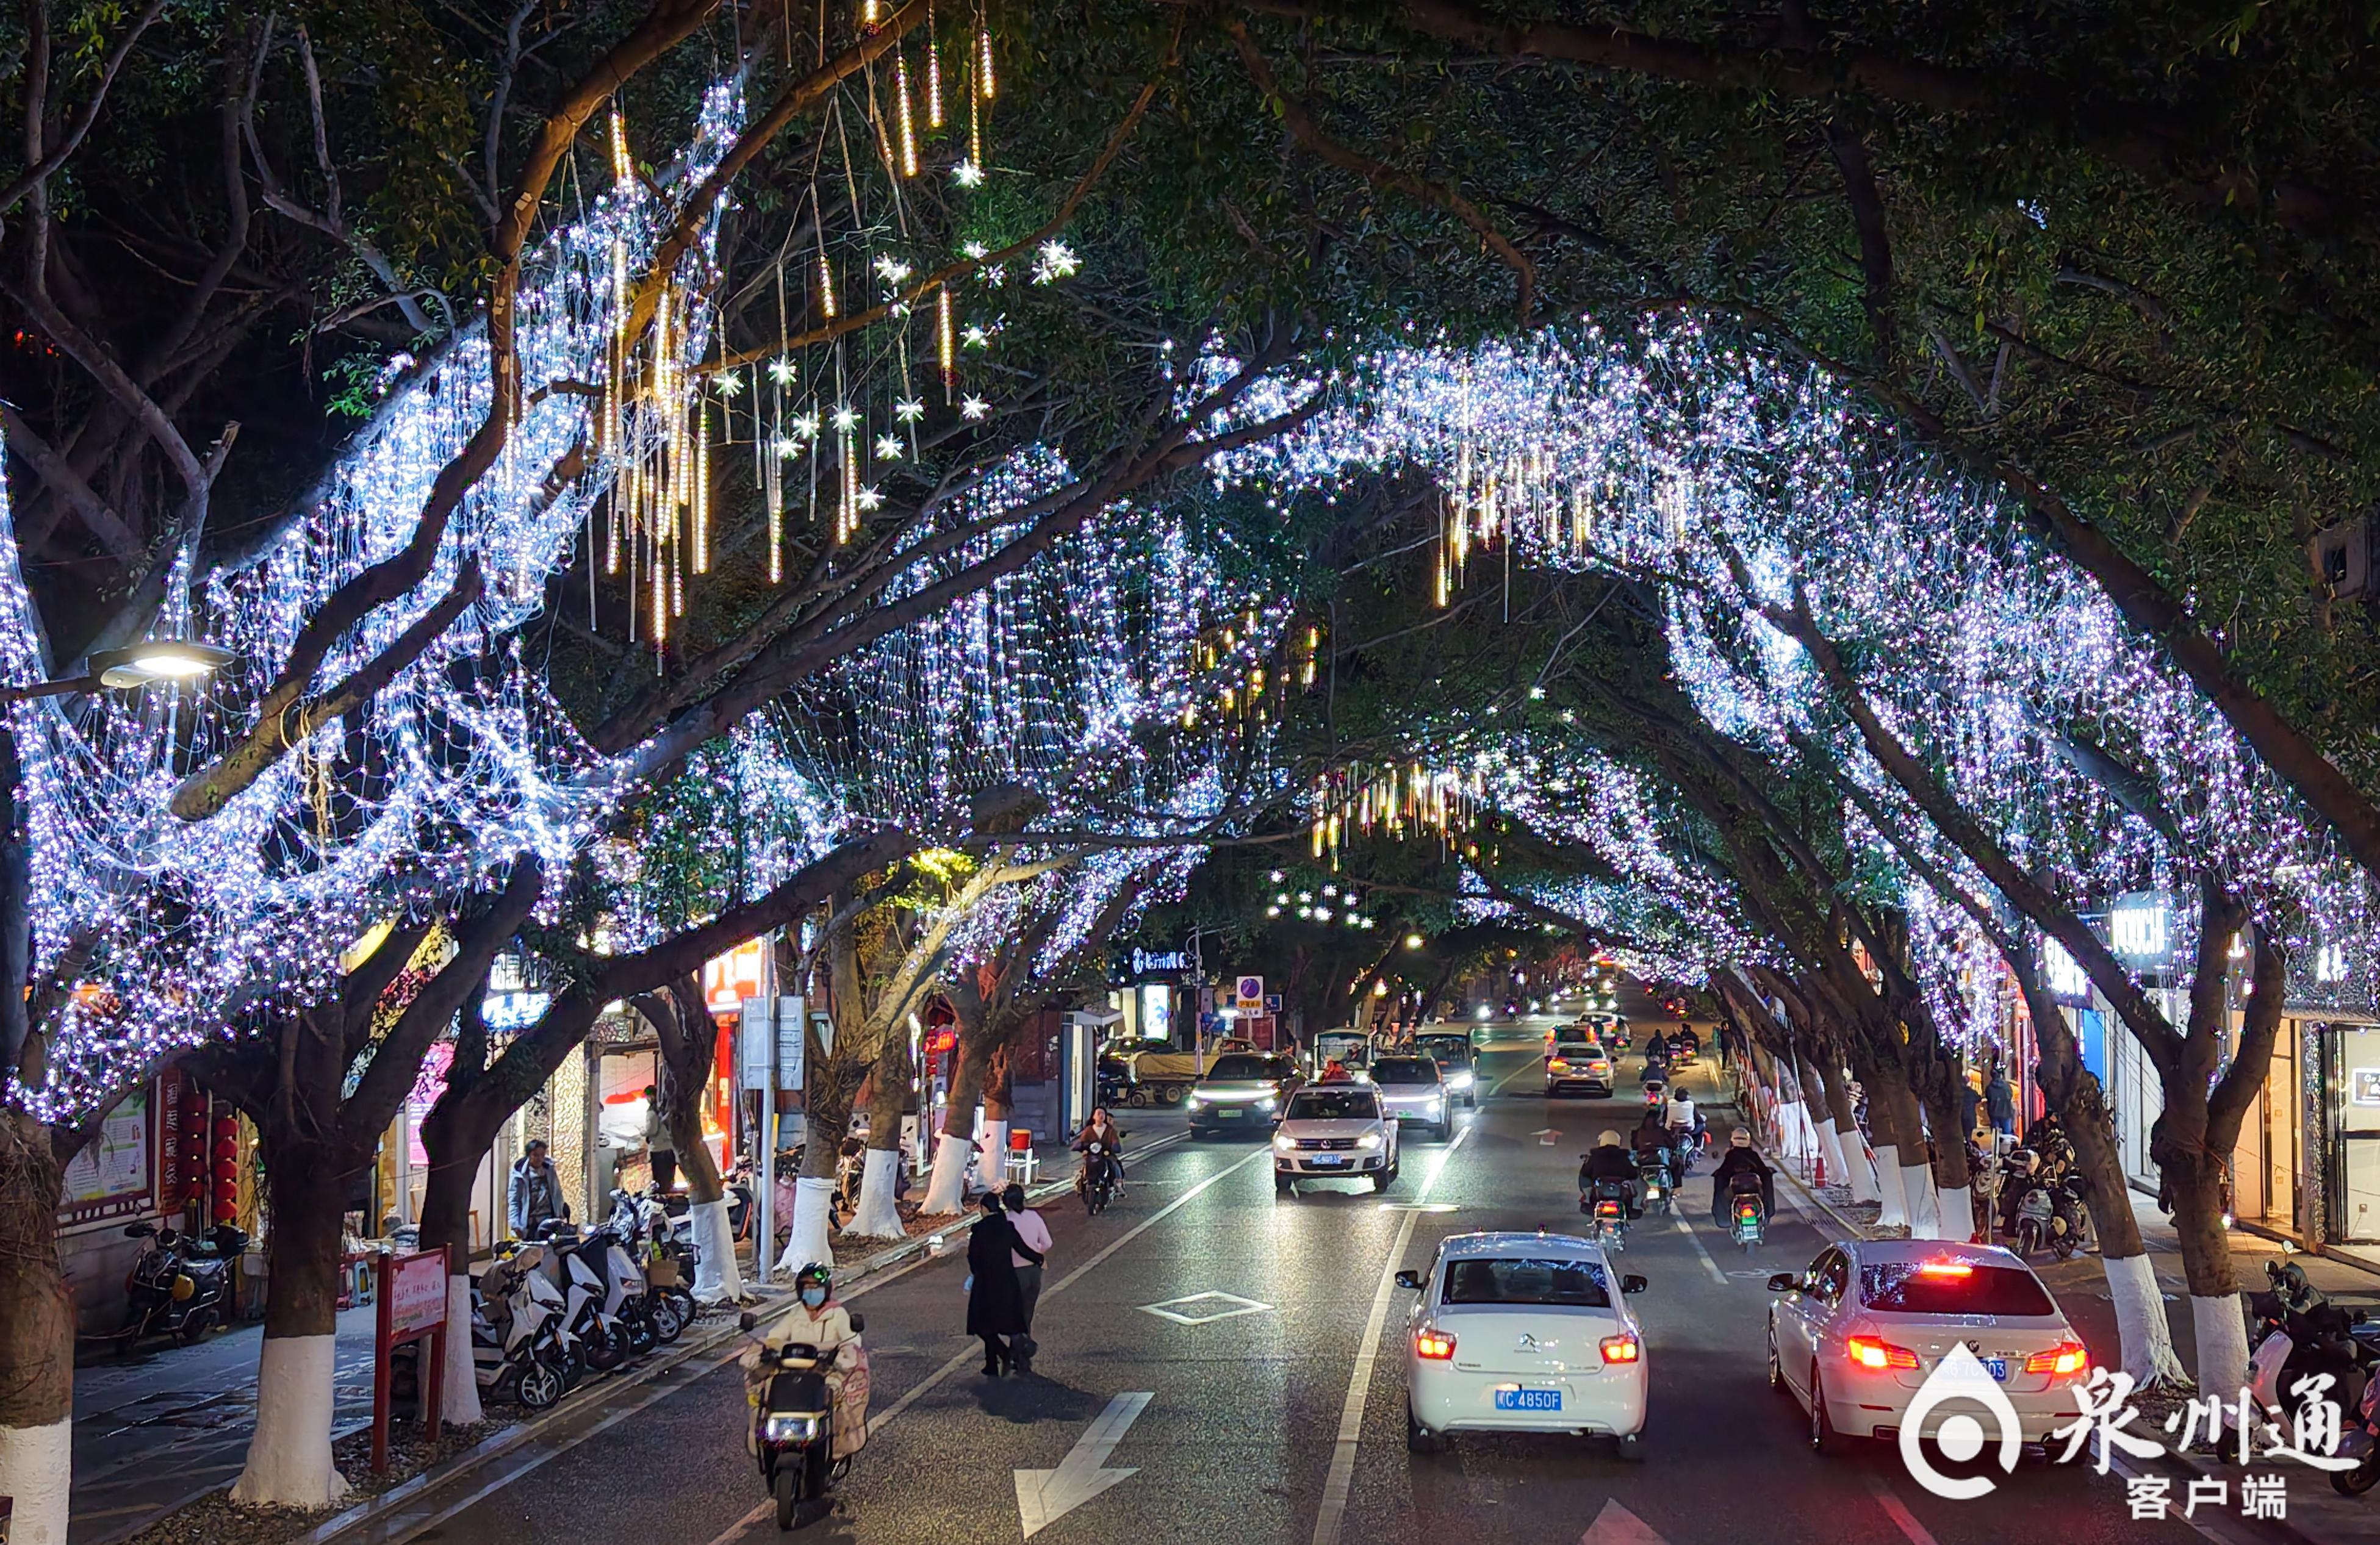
1379;1202;1459;1213
1138;1290;1274;1326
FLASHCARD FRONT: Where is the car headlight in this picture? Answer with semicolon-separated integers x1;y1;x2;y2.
1273;1133;1296;1152
1257;1096;1276;1111
763;1414;821;1443
1186;1095;1205;1111
1357;1131;1383;1150
1446;1070;1474;1089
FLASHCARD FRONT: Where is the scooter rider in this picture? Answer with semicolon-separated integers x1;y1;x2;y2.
1707;1130;1775;1226
1581;1130;1641;1217
1071;1109;1126;1194
1631;1107;1671;1160
741;1264;862;1454
1666;1084;1705;1165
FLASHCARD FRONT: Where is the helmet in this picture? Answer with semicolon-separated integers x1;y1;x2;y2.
794;1262;832;1298
1730;1129;1752;1149
1598;1130;1622;1146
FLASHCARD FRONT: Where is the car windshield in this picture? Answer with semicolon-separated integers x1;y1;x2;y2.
1372;1058;1439;1084
1440;1256;1612;1308
1416;1038;1469;1063
1287;1091;1379;1122
1203;1056;1271;1080
1860;1261;2056;1316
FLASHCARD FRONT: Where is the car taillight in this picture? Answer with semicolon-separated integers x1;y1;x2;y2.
1548;1059;1570;1072
1846;1335;1920;1371
1600;1333;1641;1364
2024;1341;2089;1377
1591;1061;1609;1074
1415;1330;1456;1360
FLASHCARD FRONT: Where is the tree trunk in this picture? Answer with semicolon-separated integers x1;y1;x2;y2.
921;1034;990;1216
1878;1064;1939;1236
1813;1053;1878;1202
980;1045;1014;1193
847;1039;911;1240
1857;1053;1911;1229
0;1114;73;1545
2156;1102;2249;1402
414;1113;486;1424
232;1142;354;1507
1918;1083;1974;1241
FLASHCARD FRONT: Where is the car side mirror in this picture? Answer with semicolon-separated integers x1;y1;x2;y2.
1622;1274;1648;1294
848;1312;866;1334
738;1310;760;1332
1766;1272;1797;1293
1394;1270;1423;1289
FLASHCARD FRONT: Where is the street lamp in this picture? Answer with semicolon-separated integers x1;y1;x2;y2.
1;639;239;702
1405;933;1425;950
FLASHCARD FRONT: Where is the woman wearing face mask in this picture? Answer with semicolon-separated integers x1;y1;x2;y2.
742;1264;869;1461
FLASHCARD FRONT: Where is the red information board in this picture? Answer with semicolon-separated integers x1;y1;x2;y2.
372;1246;448;1473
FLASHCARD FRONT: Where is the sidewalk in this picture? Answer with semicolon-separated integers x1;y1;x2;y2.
69;1301;379;1545
1776;1163;2380;1545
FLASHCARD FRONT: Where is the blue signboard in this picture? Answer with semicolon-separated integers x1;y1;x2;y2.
2075;1008;2108;1090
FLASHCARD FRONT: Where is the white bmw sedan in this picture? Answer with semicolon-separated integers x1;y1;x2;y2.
1767;1239;2090;1450
1398;1231;1650;1459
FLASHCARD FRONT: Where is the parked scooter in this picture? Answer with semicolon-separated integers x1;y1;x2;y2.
534;1221;630;1371
393;1241;572;1411
116;1221;247;1352
739;1308;866;1529
2248;1261;2380;1427
2004;1146;2089;1260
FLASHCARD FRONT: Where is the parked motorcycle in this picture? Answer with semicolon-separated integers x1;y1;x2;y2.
2004;1149;2089;1260
534;1221;630;1371
394;1241;572;1411
2248;1261;2380;1428
117;1221;246;1352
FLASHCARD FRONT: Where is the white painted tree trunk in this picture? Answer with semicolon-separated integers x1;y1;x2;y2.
847;1148;906;1240
1811;1116;1850;1188
920;1130;975;1216
1902;1163;1941;1236
0;1416;70;1545
1936;1185;1974;1243
2193;1292;2249;1405
689;1197;746;1303
1844;1132;1882;1204
1776;1100;1809;1164
231;1335;351;1507
777;1177;838;1275
2105;1251;2190;1389
441;1274;483;1424
1872;1144;1908;1228
978;1120;1010;1192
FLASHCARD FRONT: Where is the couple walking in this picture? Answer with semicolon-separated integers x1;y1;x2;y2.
966;1184;1048;1376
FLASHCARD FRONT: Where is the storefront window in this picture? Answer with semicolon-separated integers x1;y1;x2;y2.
2329;1023;2380;1243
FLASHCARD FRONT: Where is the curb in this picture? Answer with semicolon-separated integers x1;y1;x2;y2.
297;1141;1158;1545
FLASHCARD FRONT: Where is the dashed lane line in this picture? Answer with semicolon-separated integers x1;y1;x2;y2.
1310;1124;1474;1545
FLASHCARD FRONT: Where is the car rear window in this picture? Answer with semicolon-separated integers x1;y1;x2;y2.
1372;1058;1438;1083
1416;1038;1469;1063
1860;1261;2055;1316
1441;1257;1611;1308
1553;1043;1601;1060
1288;1090;1379;1121
1204;1056;1270;1080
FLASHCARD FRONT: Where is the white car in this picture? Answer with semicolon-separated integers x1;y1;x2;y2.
1398;1231;1650;1458
1767;1239;2091;1450
1272;1084;1400;1195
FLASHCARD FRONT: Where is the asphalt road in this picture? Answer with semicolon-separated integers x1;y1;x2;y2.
378;1011;2277;1545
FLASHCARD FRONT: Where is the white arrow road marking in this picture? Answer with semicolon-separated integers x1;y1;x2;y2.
1014;1391;1152;1538
1534;1128;1561;1145
1578;1499;1669;1545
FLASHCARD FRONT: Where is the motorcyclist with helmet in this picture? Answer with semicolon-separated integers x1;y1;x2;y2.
1581;1130;1641;1217
1707;1130;1775;1227
1071;1109;1126;1199
741;1264;866;1460
1666;1084;1706;1169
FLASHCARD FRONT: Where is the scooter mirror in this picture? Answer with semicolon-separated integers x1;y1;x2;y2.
848;1312;865;1334
738;1311;760;1332
1622;1274;1648;1294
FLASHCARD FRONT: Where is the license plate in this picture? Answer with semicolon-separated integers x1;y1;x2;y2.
1495;1388;1563;1411
1218;1108;1242;1119
1983;1358;2008;1382
1309;1154;1345;1166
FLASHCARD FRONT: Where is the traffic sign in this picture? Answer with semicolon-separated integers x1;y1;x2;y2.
1237;975;1264;1003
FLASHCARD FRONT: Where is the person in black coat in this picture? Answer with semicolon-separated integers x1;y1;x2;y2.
967;1191;1041;1376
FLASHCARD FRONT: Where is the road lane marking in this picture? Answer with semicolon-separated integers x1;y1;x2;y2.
1489;1057;1544;1096
1670;1214;1728;1286
1311;1124;1472;1545
1861;1472;1942;1545
1579;1498;1671;1545
1138;1291;1273;1326
1014;1390;1152;1537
